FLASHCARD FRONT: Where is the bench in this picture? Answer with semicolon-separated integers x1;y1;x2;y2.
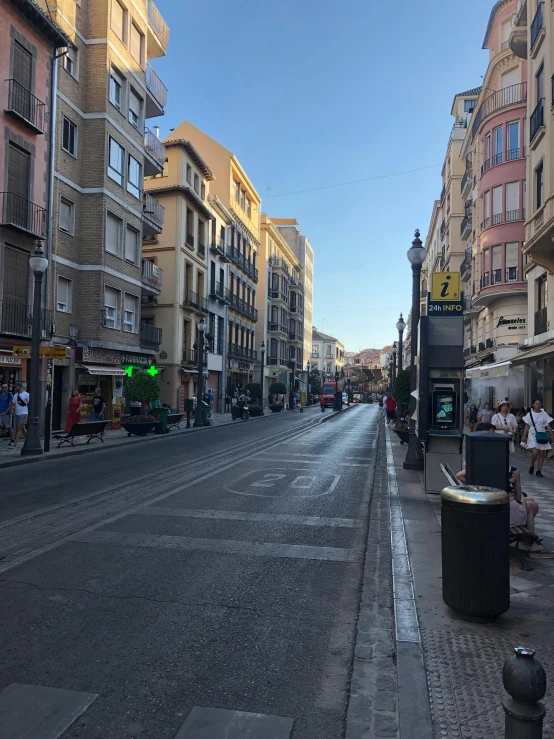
54;420;111;448
439;462;540;571
167;413;184;431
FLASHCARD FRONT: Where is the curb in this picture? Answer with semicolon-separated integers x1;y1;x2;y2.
0;405;326;471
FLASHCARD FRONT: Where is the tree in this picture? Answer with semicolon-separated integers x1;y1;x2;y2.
393;369;410;406
125;370;161;405
244;383;262;401
309;368;322;395
269;382;287;395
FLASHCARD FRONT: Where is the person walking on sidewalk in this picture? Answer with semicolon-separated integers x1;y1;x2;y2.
477;400;494;425
522;400;553;478
91;388;105;421
8;382;29;449
65;389;82;432
0;383;14;441
385;393;397;427
491;399;518;453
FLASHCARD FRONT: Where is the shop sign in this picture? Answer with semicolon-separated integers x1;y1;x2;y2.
121;353;154;366
0;355;22;366
497;316;526;330
13;345;69;359
430;272;462;302
76;347;121;365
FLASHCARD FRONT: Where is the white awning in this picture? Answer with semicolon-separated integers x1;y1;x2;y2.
180;368;198;374
465;361;512;379
77;364;126;376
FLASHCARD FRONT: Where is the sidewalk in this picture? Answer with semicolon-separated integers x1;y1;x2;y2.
0;403;352;469
389;428;554;738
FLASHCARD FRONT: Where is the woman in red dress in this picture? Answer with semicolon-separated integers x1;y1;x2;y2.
65;389;82;431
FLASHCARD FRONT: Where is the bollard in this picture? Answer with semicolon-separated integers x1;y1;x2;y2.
503;646;546;739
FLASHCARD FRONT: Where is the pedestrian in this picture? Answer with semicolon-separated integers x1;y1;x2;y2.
208;388;214;414
8;382;29;449
65;389;82;432
521;400;553;478
477;400;494;425
385;392;397;427
91;387;105;421
468;403;480;432
295;390;300;408
491;399;517;453
0;382;14;440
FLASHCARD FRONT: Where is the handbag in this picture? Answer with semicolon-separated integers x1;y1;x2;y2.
16;394;27;408
530;412;550;444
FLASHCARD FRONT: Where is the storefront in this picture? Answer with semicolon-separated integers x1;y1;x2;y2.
75;347;125;421
0;354;23;391
512;343;554;416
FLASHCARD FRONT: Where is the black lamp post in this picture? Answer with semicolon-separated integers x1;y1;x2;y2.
391;343;397;386
403;229;426;471
306;360;311;405
260;340;265;404
289;352;295;410
193;317;207;427
396;313;406;374
22;241;48;456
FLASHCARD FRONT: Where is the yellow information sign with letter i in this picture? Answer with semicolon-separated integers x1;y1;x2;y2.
430;272;461;302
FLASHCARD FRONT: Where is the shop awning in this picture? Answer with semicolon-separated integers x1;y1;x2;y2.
180;368;198;374
511;342;554;364
77;364;126;376
465;361;512;379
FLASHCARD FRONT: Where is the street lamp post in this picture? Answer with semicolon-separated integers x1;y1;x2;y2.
306;360;311;405
260;340;265;405
403;229;426;471
22;241;49;456
289;354;296;410
391;343;397;387
396;313;406;375
193;318;207;427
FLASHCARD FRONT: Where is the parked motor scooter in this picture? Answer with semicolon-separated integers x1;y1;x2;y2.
232;404;250;421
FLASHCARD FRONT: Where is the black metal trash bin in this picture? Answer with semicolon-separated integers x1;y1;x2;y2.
441;485;510;619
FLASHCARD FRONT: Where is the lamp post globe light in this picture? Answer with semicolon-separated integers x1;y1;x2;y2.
260;341;265;405
396;313;406;374
193;317;207;427
22;241;49;456
403;229;426;471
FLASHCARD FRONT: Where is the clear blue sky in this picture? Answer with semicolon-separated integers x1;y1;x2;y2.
153;0;493;353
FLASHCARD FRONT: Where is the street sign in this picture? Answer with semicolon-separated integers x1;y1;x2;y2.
12;346;69;359
430;272;461;302
427;297;464;316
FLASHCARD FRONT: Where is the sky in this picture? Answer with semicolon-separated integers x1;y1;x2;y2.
152;0;494;353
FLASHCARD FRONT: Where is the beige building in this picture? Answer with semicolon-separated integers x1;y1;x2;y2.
38;0;169;426
510;0;554;411
257;215;304;397
311;328;344;378
168;121;262;397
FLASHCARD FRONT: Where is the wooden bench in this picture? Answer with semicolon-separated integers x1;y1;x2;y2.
54;420;111;448
167;413;184;430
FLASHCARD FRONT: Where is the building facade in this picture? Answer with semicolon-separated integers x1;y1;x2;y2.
311;328;345;377
0;0;68;395
38;0;169;426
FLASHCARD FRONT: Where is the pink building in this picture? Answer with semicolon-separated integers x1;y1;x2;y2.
0;0;68;388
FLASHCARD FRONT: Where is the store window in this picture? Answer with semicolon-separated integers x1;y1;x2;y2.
123;293;138;332
104;286;120;329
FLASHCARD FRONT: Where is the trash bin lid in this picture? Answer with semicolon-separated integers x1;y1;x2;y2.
441;485;509;505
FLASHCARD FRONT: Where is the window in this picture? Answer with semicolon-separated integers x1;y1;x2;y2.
506;242;519;282
536;161;544;209
491;246;502;283
128;88;142;129
193;173;199;194
506;182;520;221
245;197;252;219
111;0;126;40
109;69;123;110
106;211;123;256
125;225;139;263
536;65;545;102
123;293;137;332
464;99;475;113
104;286;120;329
62;116;77;156
485;133;491;166
232;180;239;201
56;276;72;313
507;121;519;160
493;126;503;165
108;137;124;184
127;154;142;198
63;46;78;79
492;185;502;225
186;164;192;184
130;24;144;65
59;197;75;235
483;190;490;228
537;274;547;310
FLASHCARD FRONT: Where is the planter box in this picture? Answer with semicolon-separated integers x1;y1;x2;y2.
122;421;158;436
270;404;284;413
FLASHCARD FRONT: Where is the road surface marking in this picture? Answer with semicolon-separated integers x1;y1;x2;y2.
0;684;97;739
71;530;360;562
139;507;361;528
250;473;286;488
175;706;294;738
255;458;369;467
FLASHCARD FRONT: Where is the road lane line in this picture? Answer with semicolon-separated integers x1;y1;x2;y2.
70;530;360;563
251;458;369;467
137;507;362;528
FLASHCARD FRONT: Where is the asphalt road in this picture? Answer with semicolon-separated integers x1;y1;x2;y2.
0;404;380;739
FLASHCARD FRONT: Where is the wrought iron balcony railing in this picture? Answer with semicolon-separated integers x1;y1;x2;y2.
6;79;45;133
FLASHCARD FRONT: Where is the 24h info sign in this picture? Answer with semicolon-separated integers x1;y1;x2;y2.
427;272;464;316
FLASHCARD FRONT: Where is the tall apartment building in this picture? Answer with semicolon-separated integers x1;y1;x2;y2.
0;1;69;391
257;215;304;397
507;0;554;412
36;0;169;426
170;121;262;396
311;328;345;377
271;218;314;391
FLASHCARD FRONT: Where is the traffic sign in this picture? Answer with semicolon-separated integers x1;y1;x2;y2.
13;346;31;358
430;272;461;302
12;346;69;359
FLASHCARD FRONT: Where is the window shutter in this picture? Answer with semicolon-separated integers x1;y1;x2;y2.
57;276;70;312
3;246;29;302
125;227;139;263
129;89;142;122
492;186;502;215
111;0;124;38
59;198;72;233
13;41;32;90
130;24;142;62
492;246;502;271
506;242;519;268
106;213;122;255
506;182;519;212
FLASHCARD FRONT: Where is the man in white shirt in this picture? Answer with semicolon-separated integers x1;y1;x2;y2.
8;382;29;449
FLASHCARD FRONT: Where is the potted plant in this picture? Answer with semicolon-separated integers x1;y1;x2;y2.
244;382;264;417
122;371;161;436
269;382;286;412
121;414;159;436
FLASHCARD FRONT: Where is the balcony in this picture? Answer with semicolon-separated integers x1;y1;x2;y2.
228;343;257;362
183;289;209;314
466;154;473;172
461;171;472;200
140;322;162;349
146;0;169;58
531;2;544;50
145;64;168;117
244;259;259;282
141;259;163;293
0;192;47;238
268;321;288;337
440;219;446;238
142;191;164;234
182;349;198;367
471;83;527;140
6;79;45;134
440;184;446;202
186;232;194;249
289;332;303;343
530;98;544;144
505;209;521;223
460;249;472;282
144;128;166;176
460;216;472;240
198;242;206;258
1;297;52;338
227;292;258;321
290;304;304;315
478;342;486;352
482;158;491;175
535;307;548;336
